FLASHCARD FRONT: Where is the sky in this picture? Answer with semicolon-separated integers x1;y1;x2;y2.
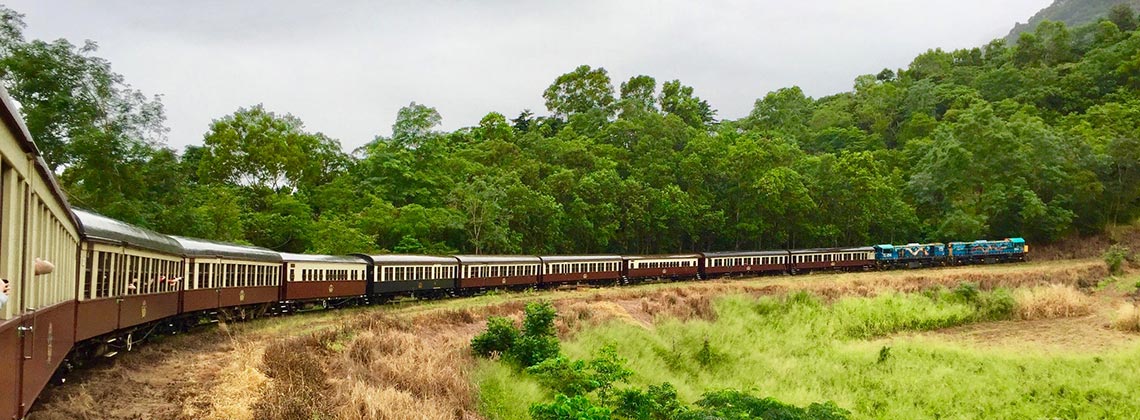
8;0;1052;152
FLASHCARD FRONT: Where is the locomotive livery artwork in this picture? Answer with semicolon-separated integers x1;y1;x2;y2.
0;86;1029;419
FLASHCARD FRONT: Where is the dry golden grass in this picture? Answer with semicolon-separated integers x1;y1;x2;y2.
322;313;480;420
182;340;267;420
1014;284;1093;320
1112;303;1140;332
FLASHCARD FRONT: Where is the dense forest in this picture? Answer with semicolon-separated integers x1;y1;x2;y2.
0;5;1138;256
1006;0;1140;41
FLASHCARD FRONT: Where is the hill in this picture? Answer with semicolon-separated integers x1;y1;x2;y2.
1006;0;1140;41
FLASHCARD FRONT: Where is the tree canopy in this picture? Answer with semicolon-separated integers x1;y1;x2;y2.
2;4;1139;254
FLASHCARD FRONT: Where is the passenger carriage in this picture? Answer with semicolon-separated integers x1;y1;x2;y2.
364;254;460;296
539;255;623;284
0;87;81;420
280;253;368;303
623;254;702;280
172;236;282;314
73;209;185;343
701;250;790;277
457;255;541;289
789;247;875;273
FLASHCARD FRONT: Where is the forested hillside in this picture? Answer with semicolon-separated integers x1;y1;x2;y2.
0;5;1138;256
1007;0;1140;41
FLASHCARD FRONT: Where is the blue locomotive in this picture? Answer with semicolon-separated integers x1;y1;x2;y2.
875;238;1025;267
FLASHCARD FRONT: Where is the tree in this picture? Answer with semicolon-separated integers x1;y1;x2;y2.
543;65;615;118
659;79;716;129
391;101;441;148
197;105;347;192
0;10;166;173
1108;3;1137;32
619;75;657;117
449;175;515;254
749;86;813;141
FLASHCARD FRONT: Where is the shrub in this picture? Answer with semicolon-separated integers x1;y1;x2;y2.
530;394;612;420
975;288;1017;321
526;356;595;397
613;383;688;420
1104;245;1130;276
684;390;851;420
470;300;561;367
471;316;519;358
952;282;980;304
526;344;632;400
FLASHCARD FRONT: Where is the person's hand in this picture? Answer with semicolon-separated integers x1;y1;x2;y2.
2;280;8;295
34;258;54;276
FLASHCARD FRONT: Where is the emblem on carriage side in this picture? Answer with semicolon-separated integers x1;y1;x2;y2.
328;284;335;294
141;300;147;318
239;290;246;302
582;273;588;279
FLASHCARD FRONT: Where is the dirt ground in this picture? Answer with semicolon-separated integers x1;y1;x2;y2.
25;259;1139;420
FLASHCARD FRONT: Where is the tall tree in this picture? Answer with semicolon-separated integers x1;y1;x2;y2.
197;105;347;192
543;65;615;118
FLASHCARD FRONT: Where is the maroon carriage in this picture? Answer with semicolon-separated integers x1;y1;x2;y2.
456;255;541;289
701;250;790;277
789;247;875;273
623;254;702;280
540;255;623;284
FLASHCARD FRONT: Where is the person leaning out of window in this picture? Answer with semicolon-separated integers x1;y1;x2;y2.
0;258;54;312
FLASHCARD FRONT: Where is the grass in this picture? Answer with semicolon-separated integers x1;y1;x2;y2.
477;289;1140;419
1014;284;1093;320
1114;303;1140;332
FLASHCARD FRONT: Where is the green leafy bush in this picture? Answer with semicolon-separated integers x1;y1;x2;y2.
682;390;851;420
1104;245;1131;276
470;300;560;367
613;383;688;420
527;344;632;399
530;394;612;420
470;316;519;358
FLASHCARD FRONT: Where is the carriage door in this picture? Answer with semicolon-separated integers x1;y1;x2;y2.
0;161;24;420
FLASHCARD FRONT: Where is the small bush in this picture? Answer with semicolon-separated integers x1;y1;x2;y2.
975;288;1017;321
877;346;891;364
1112;303;1140;332
694;338;727;368
470;300;561;367
952;282;980;304
1104;245;1130;275
526;344;632;400
530;394;612;420
613;383;688;420
685;390;850;420
471;316;519;358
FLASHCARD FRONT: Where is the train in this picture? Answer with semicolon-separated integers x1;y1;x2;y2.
0;86;1028;419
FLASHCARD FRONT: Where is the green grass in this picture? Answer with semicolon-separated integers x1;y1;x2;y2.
476;290;1140;419
473;359;548;420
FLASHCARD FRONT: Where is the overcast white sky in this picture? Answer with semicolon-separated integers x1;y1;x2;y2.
8;0;1050;152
